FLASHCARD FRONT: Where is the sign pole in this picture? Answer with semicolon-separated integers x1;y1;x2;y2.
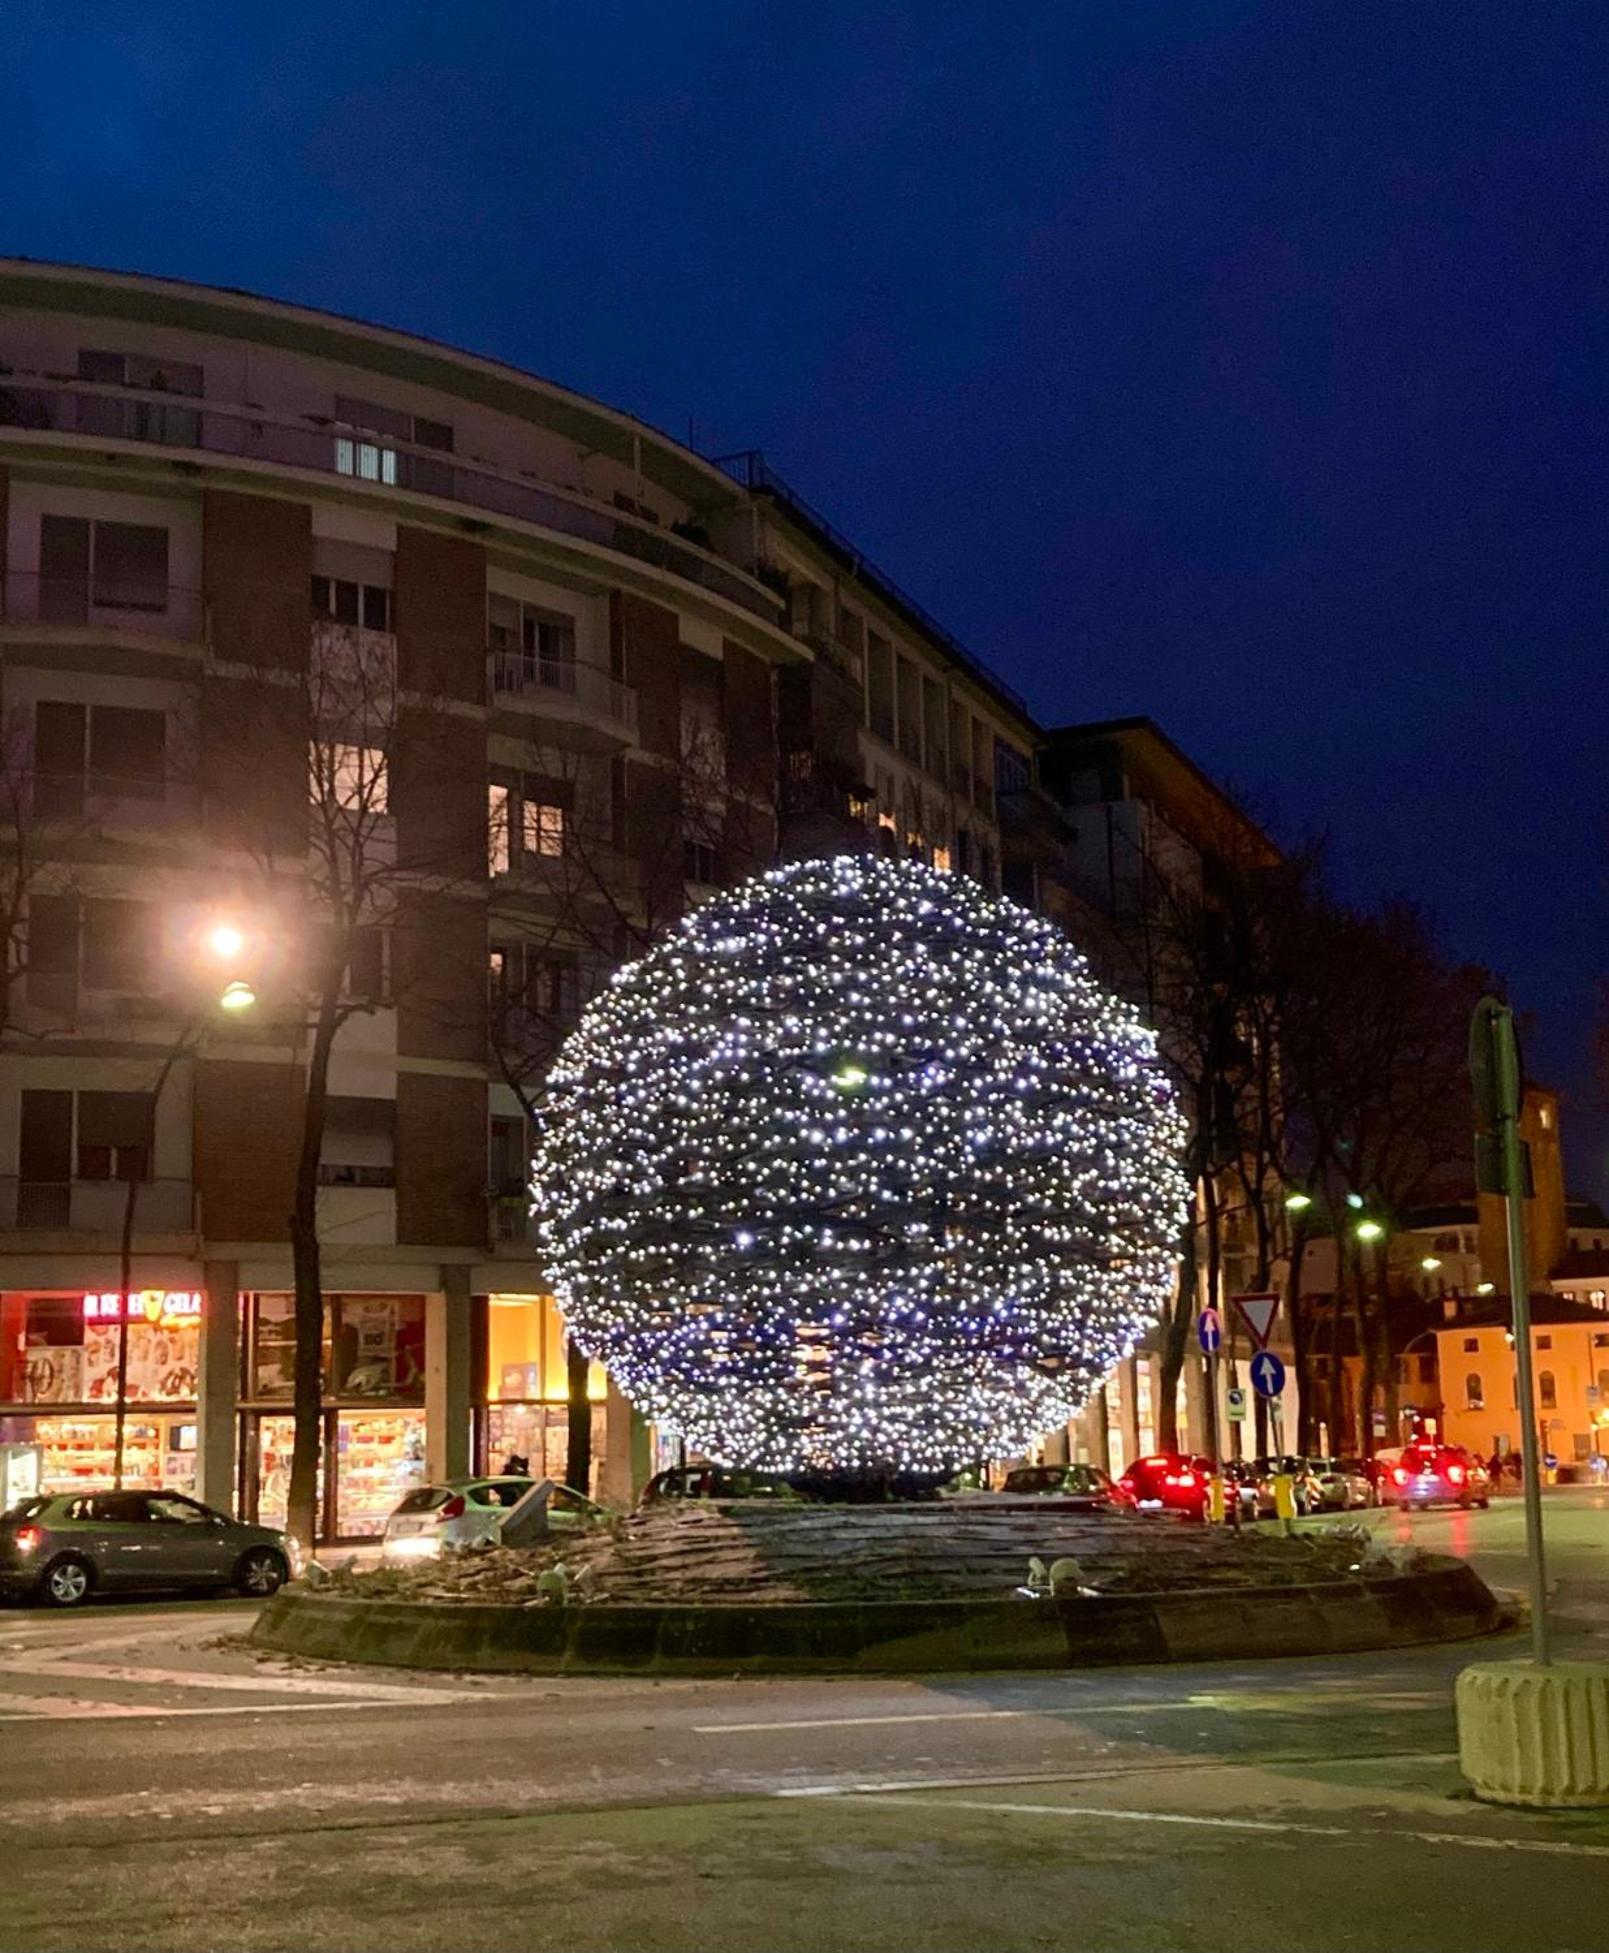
1474;999;1549;1666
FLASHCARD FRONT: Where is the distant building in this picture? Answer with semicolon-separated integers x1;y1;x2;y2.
1432;1291;1609;1466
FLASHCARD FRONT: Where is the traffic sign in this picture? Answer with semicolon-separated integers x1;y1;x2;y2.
1371;1408;1387;1437
1231;1293;1280;1349
1249;1349;1286;1399
1225;1386;1247;1423
1197;1307;1223;1355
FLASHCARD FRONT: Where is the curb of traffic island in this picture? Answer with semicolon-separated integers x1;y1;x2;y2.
249;1558;1502;1677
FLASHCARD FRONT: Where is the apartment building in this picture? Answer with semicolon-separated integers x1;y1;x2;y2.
0;262;1063;1537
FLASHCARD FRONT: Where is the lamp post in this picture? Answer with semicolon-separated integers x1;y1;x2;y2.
111;921;261;1487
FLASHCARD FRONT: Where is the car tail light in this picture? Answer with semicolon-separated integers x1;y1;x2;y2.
1176;1471;1197;1488
1447;1464;1465;1484
439;1495;466;1520
1392;1466;1408;1485
12;1525;41;1554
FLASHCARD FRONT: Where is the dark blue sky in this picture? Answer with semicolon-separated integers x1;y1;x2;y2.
5;4;1605;1193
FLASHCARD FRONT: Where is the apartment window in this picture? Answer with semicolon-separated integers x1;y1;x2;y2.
34;702;166;814
931;844;952;873
312;576;391;632
995;739;1032;798
489;1116;527;1199
1599;1368;1609;1400
1435;1232;1461;1251
523;799;566;859
74;1091;155;1183
1465;1373;1484;1410
487;597;577;688
895;657;922;765
487;784;511;874
333;395;407;485
1590;1290;1608;1308
866;633;895;744
1462;1338;1480;1353
39;515;169;618
1537;1335;1552;1350
81;899;156;990
343;926;388;1004
684;840;718;885
1594;1334;1609;1349
311;742;387;815
1539;1371;1557;1410
489;943;577;1024
954;828;972;876
75;349;202;446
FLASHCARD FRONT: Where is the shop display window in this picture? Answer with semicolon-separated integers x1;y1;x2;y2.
249;1293;424;1401
335;1410;427;1535
0;1292;200;1408
0;1413;196;1494
254;1414;322;1532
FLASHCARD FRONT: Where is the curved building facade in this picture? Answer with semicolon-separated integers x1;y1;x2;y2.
0;261;1045;1534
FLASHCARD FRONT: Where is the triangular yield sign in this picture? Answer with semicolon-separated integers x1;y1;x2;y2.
1231;1292;1280;1349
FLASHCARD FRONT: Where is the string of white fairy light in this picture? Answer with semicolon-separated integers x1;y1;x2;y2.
531;854;1187;1473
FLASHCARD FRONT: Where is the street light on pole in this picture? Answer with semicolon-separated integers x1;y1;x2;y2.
111;918;263;1487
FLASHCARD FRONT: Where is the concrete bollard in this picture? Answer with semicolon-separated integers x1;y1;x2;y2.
1457;1660;1609;1807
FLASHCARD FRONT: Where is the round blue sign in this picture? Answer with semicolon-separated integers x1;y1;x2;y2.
1250;1349;1286;1399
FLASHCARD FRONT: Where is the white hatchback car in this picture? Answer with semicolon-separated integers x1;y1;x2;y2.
381;1476;606;1563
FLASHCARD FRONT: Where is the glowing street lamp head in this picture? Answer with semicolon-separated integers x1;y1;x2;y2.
1345;1191;1365;1211
1476;1281;1496;1296
218;979;256;1012
1354;1218;1385;1243
1284;1190;1313;1214
207;923;245;962
1421;1255;1443;1273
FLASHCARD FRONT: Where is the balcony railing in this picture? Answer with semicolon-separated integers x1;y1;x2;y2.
0;376;782;626
491;1193;533;1245
1;571;206;641
488;649;638;741
0;1177;197;1233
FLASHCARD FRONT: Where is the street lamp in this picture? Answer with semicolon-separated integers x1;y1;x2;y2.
1421;1255;1443;1272
1355;1218;1385;1243
1284;1190;1314;1215
219;979;257;1011
207;922;246;962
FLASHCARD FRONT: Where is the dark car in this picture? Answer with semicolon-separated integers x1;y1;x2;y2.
1391;1444;1491;1511
1000;1463;1132;1509
640;1465;800;1505
1117;1453;1212;1520
0;1490;300;1608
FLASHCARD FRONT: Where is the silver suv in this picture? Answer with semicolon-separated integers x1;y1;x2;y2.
0;1490;300;1607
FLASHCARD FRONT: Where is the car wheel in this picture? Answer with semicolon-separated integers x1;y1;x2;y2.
233;1548;288;1598
39;1554;94;1609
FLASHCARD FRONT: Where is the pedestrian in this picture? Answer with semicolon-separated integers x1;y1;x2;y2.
501;1451;531;1476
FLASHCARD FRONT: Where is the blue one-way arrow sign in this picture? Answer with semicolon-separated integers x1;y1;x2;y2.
1250;1350;1286;1399
1196;1307;1222;1354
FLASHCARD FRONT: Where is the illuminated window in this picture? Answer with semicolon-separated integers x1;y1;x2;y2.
335;437;397;485
523;800;565;858
931;844;952;873
310;742;387;814
487;784;511;874
1465;1372;1483;1410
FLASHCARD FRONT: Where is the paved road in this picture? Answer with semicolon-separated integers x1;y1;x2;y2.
0;1492;1605;1952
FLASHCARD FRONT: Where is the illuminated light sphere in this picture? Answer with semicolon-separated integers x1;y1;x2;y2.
207;922;246;962
531;855;1187;1474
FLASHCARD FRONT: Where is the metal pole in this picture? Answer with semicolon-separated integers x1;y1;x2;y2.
1493;1004;1550;1666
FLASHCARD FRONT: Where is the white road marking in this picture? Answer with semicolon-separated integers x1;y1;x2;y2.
0;1658;471;1703
833;1792;1609;1860
0;1695;482;1723
694;1690;1437;1734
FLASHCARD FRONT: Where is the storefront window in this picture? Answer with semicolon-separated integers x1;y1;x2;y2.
249;1294;423;1400
254;1414;322;1532
335;1410;426;1535
483;1295;605;1488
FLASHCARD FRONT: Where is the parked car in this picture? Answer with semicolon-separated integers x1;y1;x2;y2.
640;1466;800;1505
1306;1457;1373;1512
381;1476;608;1563
1217;1460;1263;1520
1390;1444;1491;1510
999;1463;1134;1510
1117;1453;1212;1520
0;1490;299;1608
1339;1455;1388;1504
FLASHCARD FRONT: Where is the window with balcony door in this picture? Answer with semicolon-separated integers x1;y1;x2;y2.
333;396;404;485
38;515;169;620
35;701;166;815
1465;1372;1484;1409
311;742;388;815
523;799;565;858
1539;1371;1557;1410
74;349;202;446
312;575;391;632
684;839;718;885
25;893;155;1008
487;596;577;693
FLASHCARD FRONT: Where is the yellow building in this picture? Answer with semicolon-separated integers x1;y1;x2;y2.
1432;1293;1609;1466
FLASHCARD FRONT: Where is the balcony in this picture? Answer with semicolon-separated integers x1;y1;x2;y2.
1;571;205;642
0;377;782;627
488;649;638;746
1;1177;197;1234
490;1193;534;1250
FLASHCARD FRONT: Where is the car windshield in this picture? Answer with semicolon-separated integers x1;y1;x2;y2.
2;1496;48;1521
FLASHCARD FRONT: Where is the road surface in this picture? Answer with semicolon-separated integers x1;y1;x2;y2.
0;1490;1604;1951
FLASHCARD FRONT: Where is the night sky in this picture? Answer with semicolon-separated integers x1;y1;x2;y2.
5;4;1605;1195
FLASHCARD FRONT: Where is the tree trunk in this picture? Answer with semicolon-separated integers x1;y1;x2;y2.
1287;1229;1313;1451
565;1339;593;1493
1352;1251;1376;1457
1156;1191;1199;1451
286;995;341;1551
1202;1169;1231;1454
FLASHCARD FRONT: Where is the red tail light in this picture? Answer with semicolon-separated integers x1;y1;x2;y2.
1447;1464;1465;1484
1392;1466;1408;1485
12;1525;41;1553
439;1495;466;1520
1176;1472;1197;1488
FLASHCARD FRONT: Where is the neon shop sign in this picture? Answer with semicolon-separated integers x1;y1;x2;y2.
82;1290;203;1328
